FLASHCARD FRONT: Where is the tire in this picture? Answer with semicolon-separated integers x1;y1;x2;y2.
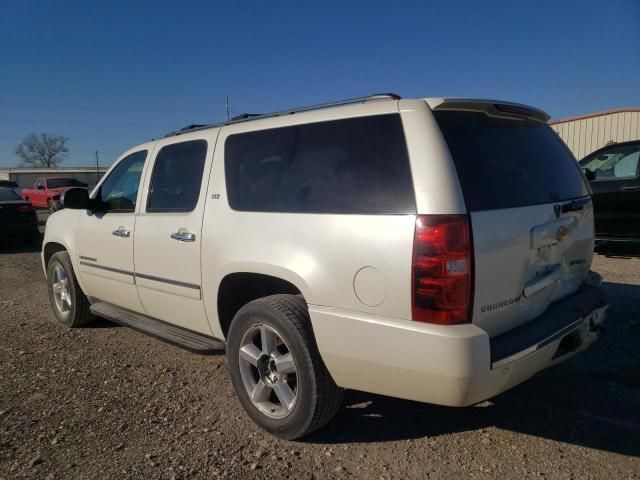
227;294;343;439
46;251;94;327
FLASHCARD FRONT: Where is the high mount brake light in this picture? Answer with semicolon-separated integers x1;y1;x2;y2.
412;215;473;325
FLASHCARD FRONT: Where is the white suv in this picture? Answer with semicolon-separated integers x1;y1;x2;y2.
43;94;608;439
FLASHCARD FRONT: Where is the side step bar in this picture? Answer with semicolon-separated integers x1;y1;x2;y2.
90;301;225;354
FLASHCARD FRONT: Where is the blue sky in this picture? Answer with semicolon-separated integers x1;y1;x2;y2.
1;0;639;167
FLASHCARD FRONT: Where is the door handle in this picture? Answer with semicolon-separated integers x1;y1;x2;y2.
621;186;640;192
170;232;196;242
112;229;130;238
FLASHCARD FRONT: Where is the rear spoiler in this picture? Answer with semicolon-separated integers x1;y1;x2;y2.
425;98;550;123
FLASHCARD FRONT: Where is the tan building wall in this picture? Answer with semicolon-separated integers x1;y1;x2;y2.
549;108;640;160
0;167;108;188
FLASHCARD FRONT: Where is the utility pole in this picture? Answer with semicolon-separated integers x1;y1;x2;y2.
95;150;100;185
226;95;230;122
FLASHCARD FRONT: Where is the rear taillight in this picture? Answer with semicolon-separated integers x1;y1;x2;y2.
16;205;33;214
412;215;473;325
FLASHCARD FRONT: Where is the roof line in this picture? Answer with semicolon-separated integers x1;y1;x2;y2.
164;93;401;137
549;107;640;125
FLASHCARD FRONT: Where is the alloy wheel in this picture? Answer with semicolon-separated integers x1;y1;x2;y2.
238;323;298;419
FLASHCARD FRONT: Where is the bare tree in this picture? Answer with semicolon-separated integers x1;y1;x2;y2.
15;133;69;167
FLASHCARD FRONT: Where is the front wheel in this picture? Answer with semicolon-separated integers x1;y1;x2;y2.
227;294;343;439
46;251;94;327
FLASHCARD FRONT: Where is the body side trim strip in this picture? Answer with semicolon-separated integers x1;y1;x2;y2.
78;261;200;290
79;261;133;277
134;272;200;290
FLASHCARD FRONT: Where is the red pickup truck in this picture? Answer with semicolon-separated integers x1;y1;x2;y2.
21;177;88;212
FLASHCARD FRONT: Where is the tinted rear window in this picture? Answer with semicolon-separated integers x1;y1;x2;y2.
224;114;415;214
434;111;589;211
0;189;21;201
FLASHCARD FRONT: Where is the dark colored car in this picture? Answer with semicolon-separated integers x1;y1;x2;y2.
0;180;21;196
579;140;640;242
0;187;39;243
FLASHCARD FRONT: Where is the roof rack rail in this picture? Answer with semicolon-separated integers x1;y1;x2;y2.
164;93;401;137
231;113;262;121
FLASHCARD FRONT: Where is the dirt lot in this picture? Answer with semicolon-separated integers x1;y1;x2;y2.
0;221;639;479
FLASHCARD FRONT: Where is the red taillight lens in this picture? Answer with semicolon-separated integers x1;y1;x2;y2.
16;205;33;214
412;215;473;325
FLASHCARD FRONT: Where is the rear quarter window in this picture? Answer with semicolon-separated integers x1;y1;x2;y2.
224;114;416;214
434;111;589;211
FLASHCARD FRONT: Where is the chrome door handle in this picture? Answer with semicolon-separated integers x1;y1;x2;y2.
112;229;130;238
170;232;196;242
621;186;640;191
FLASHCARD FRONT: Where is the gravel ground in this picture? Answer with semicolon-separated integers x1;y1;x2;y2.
0;227;639;479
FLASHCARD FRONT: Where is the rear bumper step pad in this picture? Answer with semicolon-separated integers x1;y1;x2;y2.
490;282;607;367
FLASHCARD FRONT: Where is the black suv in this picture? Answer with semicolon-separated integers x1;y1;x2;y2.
580;140;640;242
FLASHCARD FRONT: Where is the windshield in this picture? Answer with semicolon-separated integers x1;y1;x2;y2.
0;181;19;188
47;178;87;188
434;110;589;211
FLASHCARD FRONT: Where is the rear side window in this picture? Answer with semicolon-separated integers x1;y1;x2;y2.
434;111;589;211
147;140;207;212
224;114;415;214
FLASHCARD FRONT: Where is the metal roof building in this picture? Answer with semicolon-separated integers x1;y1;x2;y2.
0;167;108;188
549;107;640;160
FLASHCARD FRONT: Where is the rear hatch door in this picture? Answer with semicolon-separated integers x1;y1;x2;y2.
433;104;593;337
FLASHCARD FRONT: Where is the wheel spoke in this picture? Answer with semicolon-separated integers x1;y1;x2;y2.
274;353;296;375
52;282;63;293
260;325;277;355
64;293;72;307
273;382;296;412
251;380;271;403
239;344;262;367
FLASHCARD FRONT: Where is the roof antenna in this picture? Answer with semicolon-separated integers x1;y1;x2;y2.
225;95;230;122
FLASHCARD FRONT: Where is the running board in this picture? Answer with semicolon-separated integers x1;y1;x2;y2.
90;301;225;354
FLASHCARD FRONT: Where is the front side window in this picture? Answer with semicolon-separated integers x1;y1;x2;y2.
224;114;415;214
581;143;640;181
97;150;147;212
147;140;208;212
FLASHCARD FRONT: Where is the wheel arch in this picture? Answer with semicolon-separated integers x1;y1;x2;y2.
216;271;306;340
43;241;68;268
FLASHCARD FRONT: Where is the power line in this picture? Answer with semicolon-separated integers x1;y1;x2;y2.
0;100;204;114
0;119;171;127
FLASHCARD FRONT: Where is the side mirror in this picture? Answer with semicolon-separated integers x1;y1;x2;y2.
583;168;596;181
37;185;44;190
61;188;90;210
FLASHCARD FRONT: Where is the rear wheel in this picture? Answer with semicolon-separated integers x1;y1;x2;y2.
227;294;343;439
46;251;94;327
